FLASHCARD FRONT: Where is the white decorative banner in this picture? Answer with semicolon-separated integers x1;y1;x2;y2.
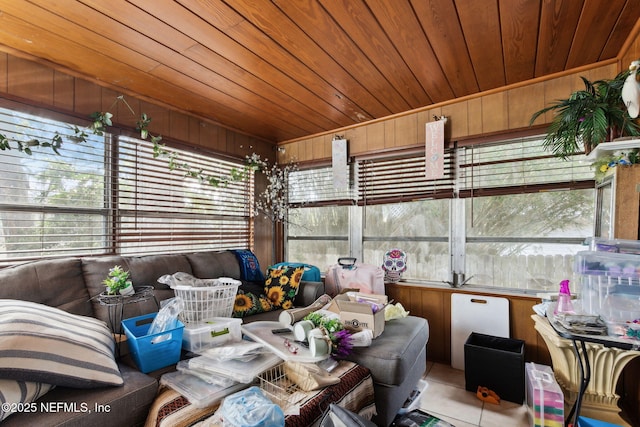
425;120;445;180
332;138;348;188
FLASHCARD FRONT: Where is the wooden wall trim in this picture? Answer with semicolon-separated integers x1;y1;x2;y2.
277;61;621;164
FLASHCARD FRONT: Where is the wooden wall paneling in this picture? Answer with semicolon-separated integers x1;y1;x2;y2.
467;98;483;136
100;87;123;125
382;118;395;149
8;56;53;105
309;135;324;160
613;165;640;240
53;71;74;111
169;111;189;143
416;109;435;147
386;283;549;365
621;357;640;426
0;53;7;93
366;121;385;152
345;126;366;155
508;83;543;129
188;116;202;147
139;100;169;137
393;114;418;147
586;63;619;82
441;102;468;141
480;91;508;133
73;78;102;117
198;121;220;152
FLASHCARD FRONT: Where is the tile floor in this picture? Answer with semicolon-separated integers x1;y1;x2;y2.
416;361;530;427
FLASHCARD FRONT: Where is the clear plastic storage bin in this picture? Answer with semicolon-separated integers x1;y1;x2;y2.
575;250;640;316
160;371;246;408
182;317;242;352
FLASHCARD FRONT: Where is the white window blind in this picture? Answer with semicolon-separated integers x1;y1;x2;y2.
358;151;455;205
0;106;254;266
289;166;356;206
117;136;252;255
0;107;109;264
458;136;594;197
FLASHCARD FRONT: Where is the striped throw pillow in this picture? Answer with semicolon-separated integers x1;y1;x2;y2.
0;300;123;388
0;379;54;421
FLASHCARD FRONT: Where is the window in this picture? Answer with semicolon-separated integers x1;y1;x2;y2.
0;107;252;265
288;167;353;267
117;136;252;255
286;135;595;292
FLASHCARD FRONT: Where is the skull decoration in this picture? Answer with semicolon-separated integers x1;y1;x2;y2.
382;248;407;283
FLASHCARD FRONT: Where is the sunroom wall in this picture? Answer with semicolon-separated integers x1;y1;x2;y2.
277;61;623;164
0;52;276;265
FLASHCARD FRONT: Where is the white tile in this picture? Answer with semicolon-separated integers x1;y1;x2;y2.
424;362;466;389
419;380;482;425
479;399;530;427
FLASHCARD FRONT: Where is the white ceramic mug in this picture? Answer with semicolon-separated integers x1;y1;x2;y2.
293;320;314;341
309;334;331;357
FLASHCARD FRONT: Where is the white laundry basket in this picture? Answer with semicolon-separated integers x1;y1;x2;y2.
172;277;241;323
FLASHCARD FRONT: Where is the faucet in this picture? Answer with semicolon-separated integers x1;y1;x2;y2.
443;273;474;288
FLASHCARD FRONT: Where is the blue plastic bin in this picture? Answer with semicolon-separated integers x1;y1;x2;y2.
122;313;184;373
577;417;623;427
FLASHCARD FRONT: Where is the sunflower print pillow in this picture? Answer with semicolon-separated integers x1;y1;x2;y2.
232;289;273;318
264;265;304;310
232;265;304;317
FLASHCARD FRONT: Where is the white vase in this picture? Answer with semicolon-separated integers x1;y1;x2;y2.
119;284;135;296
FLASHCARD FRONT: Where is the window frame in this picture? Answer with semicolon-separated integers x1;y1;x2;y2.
286;134;596;292
0;106;253;266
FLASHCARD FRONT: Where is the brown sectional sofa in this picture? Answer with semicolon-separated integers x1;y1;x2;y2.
0;250;323;427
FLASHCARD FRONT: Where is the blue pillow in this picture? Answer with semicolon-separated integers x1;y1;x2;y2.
231;249;265;282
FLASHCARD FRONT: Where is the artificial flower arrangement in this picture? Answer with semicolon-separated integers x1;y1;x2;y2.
592;149;639;182
303;312;354;358
103;265;135;296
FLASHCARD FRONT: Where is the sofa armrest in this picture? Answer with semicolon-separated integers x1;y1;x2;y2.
294;280;325;306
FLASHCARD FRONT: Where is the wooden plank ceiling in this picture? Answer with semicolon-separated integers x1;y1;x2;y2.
0;0;638;143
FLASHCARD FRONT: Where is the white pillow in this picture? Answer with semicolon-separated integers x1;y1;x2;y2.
0;379;54;421
0;299;123;388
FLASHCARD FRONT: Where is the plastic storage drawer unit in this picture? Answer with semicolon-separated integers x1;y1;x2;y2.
525;362;564;427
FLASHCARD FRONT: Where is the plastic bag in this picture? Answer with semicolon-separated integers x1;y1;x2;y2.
148;297;184;343
200;341;267;362
217;386;284;427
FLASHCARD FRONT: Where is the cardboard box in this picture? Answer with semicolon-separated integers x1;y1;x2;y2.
327;292;387;338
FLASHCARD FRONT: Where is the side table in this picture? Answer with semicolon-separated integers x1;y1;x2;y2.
95;285;159;355
532;314;640;427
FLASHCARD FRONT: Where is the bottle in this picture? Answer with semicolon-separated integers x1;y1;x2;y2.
554;279;575;315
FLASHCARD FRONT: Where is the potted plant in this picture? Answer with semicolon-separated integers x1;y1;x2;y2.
530;70;640;159
103;265;135;296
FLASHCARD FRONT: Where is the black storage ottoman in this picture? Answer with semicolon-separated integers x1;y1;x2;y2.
464;332;525;404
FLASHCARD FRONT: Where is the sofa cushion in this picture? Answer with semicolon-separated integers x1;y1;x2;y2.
0;300;123;388
186;251;241;279
0;363;157;427
82;255;192;324
344;316;429;386
0;380;54;421
0;258;93;317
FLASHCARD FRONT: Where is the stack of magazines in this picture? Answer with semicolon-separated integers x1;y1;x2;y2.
556;313;607;335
